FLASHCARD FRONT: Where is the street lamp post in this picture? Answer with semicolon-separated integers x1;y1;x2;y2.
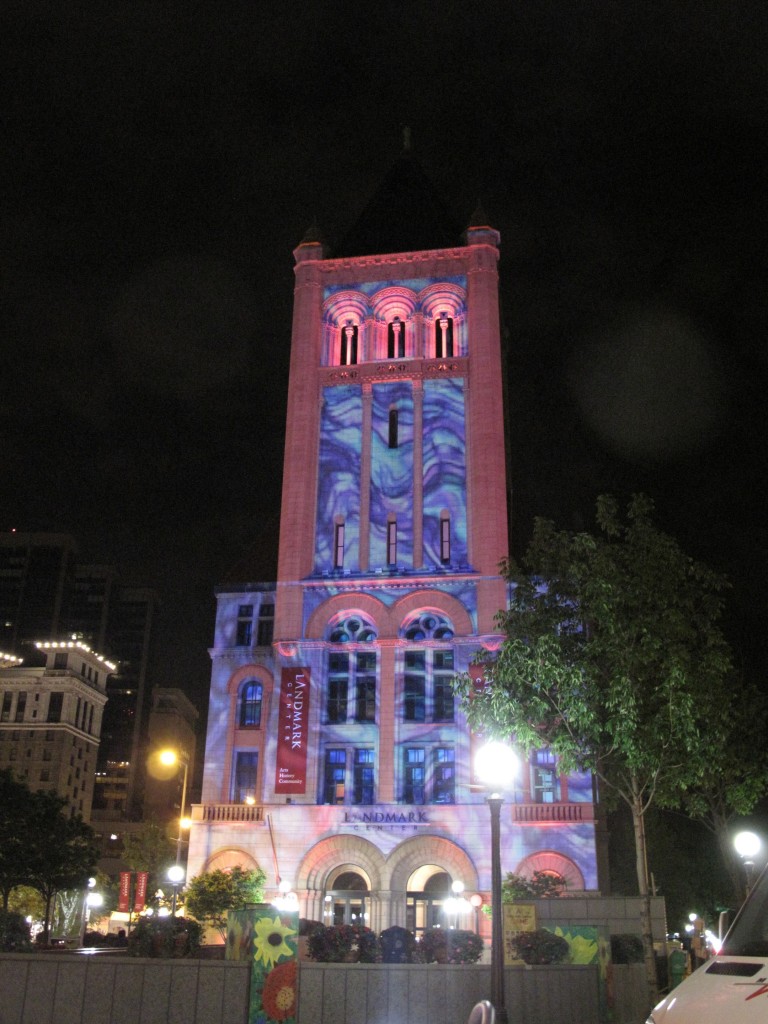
168;864;186;916
734;831;762;900
475;741;519;1024
158;749;190;868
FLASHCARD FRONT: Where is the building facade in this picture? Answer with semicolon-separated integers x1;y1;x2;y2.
0;640;111;820
188;186;601;934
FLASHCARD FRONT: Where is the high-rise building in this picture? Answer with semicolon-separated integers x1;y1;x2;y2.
188;156;602;934
0;531;161;821
0;640;112;820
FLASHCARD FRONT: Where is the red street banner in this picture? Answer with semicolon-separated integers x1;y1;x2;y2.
134;871;149;912
118;871;131;912
274;667;310;795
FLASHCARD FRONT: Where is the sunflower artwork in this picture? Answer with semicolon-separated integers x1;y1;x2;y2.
227;906;299;1024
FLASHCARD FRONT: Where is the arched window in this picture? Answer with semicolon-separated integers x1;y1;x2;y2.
435;315;454;358
239;682;263;727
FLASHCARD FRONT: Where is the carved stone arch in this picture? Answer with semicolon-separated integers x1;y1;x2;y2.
297;835;386;892
226;664;274;696
386;835;478;892
392;590;473;638
514;851;585;891
370;286;419;321
204;847;262;873
323;290;371;325
305;593;393;640
418;282;467;319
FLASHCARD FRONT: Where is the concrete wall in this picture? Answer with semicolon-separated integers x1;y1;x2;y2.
0;954;651;1024
0;954;250;1024
299;962;599;1024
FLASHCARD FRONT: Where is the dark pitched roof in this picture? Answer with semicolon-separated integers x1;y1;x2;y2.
333;150;463;258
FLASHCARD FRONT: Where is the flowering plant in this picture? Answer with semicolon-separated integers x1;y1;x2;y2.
509;928;569;965
307;923;379;962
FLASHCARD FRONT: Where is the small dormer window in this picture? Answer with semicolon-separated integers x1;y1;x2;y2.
387;517;397;566
440;512;451;564
334;520;345;569
436;314;454;358
387;318;405;359
341;323;358;365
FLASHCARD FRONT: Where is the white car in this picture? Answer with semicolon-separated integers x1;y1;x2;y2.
647;866;768;1022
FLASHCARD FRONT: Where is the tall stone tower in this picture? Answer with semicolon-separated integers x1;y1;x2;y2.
190;154;600;934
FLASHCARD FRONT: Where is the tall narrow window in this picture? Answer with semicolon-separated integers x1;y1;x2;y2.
387;518;397;566
433;747;455;804
355;653;376;722
341;324;358;365
435;315;454;358
433;651;455;721
327;654;349;723
403;651;426;721
236;605;253;646
388;407;399;449
47;692;63;724
324;749;347;804
257;603;274;646
334;521;345;569
440;513;451;563
353;749;375;804
404;748;425;803
239;682;263;727
15;693;27;723
232;751;258;803
1;694;11;722
387;318;405;358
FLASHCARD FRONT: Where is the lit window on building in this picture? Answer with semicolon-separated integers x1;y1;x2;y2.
435;314;454;358
353;749;375;804
236;605;253;646
531;748;560;803
232;751;258;803
257;603;274;646
404;748;425;803
323;748;346;804
239;682;263;728
340;323;358;365
387;318;405;359
433;747;455;803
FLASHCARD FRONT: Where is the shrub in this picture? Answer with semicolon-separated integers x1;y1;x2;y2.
0;910;32;952
611;933;644;963
420;927;484;964
127;916;202;958
509;928;569;965
307;923;379;962
380;925;416;963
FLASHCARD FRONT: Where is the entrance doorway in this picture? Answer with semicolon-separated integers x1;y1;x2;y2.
323;869;370;927
405;866;458;937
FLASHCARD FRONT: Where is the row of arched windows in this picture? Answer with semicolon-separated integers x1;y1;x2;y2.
336;315;456;366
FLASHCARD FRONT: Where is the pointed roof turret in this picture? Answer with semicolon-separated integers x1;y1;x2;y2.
334;142;463;258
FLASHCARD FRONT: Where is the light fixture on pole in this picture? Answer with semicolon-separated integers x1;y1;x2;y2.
158;748;190;868
734;831;762;899
475;740;519;1024
167;864;186;916
79;877;102;947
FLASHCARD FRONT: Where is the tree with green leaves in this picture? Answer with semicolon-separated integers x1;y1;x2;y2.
184;866;266;940
25;789;98;943
0;770;35;912
680;678;768;906
455;494;732;1006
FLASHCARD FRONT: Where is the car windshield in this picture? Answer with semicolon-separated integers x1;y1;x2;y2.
722;866;768;957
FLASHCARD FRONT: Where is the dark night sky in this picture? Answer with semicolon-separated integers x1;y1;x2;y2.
2;2;767;710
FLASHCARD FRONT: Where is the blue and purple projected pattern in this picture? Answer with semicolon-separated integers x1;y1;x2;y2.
369;382;414;568
422;378;467;566
314;385;362;572
567;770;594;802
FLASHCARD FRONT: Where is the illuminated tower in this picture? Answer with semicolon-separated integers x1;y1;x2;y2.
191;154;600;932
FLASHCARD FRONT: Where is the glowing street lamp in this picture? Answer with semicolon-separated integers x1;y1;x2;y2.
168;864;186;916
475;741;519;1024
158;749;190;868
79;877;103;946
734;831;762;899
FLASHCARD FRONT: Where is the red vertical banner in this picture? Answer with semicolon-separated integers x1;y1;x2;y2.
274;667;310;795
118;871;132;912
134;871;149;912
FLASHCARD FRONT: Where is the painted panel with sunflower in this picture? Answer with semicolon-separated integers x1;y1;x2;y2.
227;905;299;1024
